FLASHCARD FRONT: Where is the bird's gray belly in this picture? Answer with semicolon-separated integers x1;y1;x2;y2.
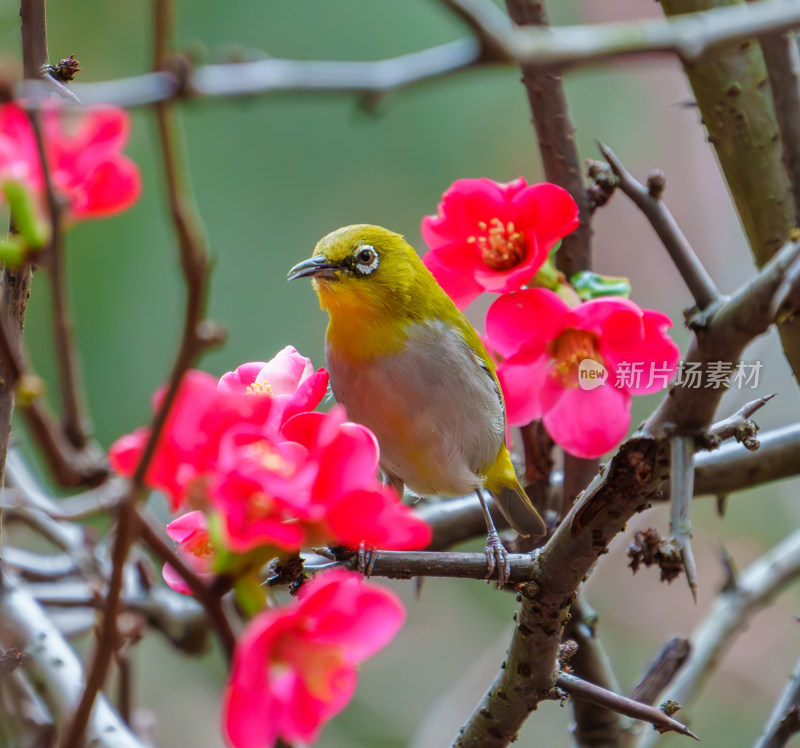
326;321;504;497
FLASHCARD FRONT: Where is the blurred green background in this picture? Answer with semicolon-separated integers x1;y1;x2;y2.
3;0;800;745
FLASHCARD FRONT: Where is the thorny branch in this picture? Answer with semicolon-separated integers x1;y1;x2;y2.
15;0;800;109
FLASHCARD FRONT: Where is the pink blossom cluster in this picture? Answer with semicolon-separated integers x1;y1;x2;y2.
110;346;430;746
0;102;141;253
110;346;431;581
421;177;680;458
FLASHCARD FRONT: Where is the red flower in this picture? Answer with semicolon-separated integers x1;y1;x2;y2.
0;101;141;224
162;511;214;594
210;408;431;553
218;346;329;430
109;370;273;510
223;570;405;748
421;177;579;308
485;289;679;458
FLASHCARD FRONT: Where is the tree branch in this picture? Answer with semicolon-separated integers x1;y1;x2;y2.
14;2;800;109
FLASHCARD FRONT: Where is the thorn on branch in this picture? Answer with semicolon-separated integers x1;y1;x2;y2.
556;672;698;740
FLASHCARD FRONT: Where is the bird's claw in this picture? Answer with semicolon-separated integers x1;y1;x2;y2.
357;541;378;577
484;530;510;586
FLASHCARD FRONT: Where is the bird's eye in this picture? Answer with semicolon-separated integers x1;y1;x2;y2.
357;247;376;264
354;245;379;274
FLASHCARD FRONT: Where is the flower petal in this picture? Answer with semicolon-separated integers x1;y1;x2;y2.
543;383;631;459
486;288;569;358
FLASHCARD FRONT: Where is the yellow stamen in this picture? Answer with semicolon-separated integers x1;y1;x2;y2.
468;217;526;271
247;379;275;396
550;329;602;386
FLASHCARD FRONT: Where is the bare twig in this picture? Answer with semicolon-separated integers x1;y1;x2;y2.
638;526;800;748
13;2;800;109
557;673;698;741
670;436;697;601
705;393;776;448
597;142;720;309
753;651;800;748
44;227;91;448
630;638;691;707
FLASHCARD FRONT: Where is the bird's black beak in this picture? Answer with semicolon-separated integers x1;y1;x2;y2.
287;255;339;281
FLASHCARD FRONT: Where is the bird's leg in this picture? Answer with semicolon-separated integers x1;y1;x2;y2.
476;488;510;584
357;541;378;577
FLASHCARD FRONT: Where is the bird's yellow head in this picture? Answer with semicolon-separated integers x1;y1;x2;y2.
288;224;435;320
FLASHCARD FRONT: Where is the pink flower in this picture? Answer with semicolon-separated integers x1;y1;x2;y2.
223;570;405;748
218;346;329;430
421;177;579;308
485;289;680;459
109;370;273;510
210;408;431;553
0;101;141;224
281;409;432;550
162;511;214;594
211;427;318;553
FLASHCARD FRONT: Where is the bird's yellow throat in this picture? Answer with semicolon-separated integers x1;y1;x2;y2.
313;276;409;361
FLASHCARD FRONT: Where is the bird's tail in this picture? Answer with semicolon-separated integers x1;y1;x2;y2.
491;481;547;538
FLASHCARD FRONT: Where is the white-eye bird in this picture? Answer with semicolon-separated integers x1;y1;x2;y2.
288;224;546;581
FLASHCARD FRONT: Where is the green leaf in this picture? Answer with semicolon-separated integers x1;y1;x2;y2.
2;180;48;249
571;271;631;301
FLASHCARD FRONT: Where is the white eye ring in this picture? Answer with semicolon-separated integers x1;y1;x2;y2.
355;245;379;275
